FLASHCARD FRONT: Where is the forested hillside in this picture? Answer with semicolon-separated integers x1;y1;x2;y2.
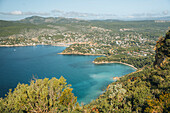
0;29;169;112
85;30;170;112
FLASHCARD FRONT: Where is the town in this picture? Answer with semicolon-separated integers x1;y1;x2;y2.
0;17;170;68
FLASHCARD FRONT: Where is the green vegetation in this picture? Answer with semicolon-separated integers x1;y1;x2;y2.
0;30;169;113
85;65;169;112
0;20;40;37
84;30;170;113
94;55;154;69
0;17;169;69
0;17;169;112
0;76;80;112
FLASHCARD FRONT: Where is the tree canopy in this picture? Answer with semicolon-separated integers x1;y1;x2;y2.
0;76;80;113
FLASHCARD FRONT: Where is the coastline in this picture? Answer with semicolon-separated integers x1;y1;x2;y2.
0;44;137;69
0;44;137;70
0;44;104;56
58;52;104;56
0;44;69;47
0;44;139;105
0;45;35;47
92;61;138;70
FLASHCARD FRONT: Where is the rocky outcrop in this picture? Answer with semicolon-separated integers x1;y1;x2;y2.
113;77;120;80
154;30;170;68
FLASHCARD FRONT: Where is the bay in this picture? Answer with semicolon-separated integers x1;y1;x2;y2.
0;45;135;104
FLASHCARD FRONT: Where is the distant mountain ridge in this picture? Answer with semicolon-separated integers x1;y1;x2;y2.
1;16;170;24
19;16;87;24
20;16;170;22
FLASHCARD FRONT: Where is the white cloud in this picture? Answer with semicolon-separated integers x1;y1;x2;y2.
0;11;50;16
129;10;170;19
51;9;64;13
0;9;169;20
126;16;135;18
51;9;117;19
11;11;22;15
162;10;168;15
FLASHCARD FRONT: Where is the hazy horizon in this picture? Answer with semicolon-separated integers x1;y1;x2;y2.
0;0;170;20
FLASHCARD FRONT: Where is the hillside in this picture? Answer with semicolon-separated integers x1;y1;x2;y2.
19;16;87;24
0;30;169;112
0;16;169;112
84;30;170;112
0;20;39;37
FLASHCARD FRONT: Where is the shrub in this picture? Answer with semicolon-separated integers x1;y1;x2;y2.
0;76;78;113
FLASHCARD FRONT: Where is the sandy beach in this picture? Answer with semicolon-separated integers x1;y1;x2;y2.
92;61;138;70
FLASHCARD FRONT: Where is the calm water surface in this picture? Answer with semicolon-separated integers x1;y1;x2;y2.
0;45;135;104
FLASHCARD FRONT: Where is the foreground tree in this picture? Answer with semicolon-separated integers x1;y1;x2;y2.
0;76;80;113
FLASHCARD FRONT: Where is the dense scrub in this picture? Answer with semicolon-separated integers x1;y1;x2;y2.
0;76;81;112
94;55;154;69
84;30;170;112
85;59;169;112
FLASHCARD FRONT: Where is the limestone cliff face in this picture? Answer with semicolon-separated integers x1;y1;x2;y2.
154;30;170;68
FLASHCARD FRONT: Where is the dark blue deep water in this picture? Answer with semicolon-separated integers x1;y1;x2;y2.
0;45;135;104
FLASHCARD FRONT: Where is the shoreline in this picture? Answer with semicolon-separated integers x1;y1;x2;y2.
92;61;138;70
58;52;104;56
0;45;35;47
0;44;137;69
0;44;69;47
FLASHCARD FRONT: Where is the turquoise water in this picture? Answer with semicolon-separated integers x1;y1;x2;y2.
0;45;135;104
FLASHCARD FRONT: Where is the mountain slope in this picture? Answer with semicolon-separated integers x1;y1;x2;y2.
84;30;170;113
0;20;38;37
19;16;87;24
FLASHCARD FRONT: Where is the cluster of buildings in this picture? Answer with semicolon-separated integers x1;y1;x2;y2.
0;25;156;57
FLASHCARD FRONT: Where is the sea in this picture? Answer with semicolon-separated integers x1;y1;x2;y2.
0;45;135;104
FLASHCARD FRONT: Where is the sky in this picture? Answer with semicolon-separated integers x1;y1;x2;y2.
0;0;170;20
